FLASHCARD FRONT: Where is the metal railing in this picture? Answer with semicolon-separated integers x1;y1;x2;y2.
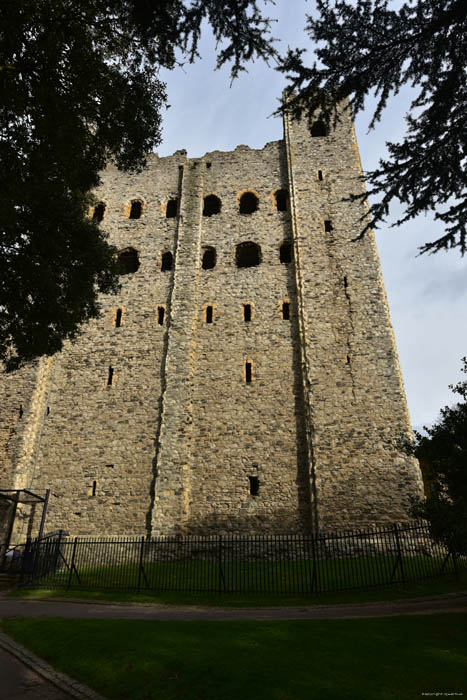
17;523;466;595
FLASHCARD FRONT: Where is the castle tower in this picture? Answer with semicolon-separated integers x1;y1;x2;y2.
0;107;424;538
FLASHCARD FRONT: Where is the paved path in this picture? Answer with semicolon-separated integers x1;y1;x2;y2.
0;631;106;700
1;592;466;621
0;646;71;699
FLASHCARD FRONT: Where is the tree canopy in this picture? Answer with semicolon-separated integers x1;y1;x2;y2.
2;0;466;370
411;359;467;555
278;0;467;255
0;0;275;370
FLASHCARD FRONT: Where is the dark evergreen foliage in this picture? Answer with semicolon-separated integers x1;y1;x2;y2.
277;0;467;255
411;359;467;555
0;0;276;370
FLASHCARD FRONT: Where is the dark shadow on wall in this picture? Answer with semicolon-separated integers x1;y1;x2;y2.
181;507;313;536
279;140;316;534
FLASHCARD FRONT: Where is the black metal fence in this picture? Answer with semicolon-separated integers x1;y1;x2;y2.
15;522;466;595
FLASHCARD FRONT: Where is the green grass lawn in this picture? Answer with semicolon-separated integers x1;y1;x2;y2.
12;570;467;607
21;552;462;596
1;614;466;699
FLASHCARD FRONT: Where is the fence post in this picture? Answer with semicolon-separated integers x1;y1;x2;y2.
218;535;223;594
137;536;145;593
310;534;317;594
393;524;406;588
19;536;31;584
67;537;78;590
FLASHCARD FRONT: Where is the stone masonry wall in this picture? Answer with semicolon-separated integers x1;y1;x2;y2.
0;108;424;538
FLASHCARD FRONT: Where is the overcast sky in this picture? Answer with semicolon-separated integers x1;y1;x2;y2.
157;0;466;431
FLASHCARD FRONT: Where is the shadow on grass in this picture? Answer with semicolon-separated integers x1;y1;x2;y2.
1;615;466;700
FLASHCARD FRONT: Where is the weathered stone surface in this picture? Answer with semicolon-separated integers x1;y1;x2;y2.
0;107;424;537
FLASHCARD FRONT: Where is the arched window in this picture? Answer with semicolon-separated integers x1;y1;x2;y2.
311;121;327;137
117;247;139;274
239;191;259;215
203;195;221;217
235;242;261;268
93;202;106;222
274;189;289;212
166;199;178;218
202;247;216;270
279;242;292;264
161;251;173;271
129;200;143;219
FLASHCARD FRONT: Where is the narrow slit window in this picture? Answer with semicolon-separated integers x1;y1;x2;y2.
107;366;114;386
46;406;50;416
157;306;165;326
129;200;142;219
344;276;348;289
318;170;323;181
205;306;213;324
166;199;178;218
115;309;122;328
202;247;216;270
280;242;292;264
243;304;251;322
245;362;252;383
275;189;289;212
346;355;351;365
249;476;259;496
161;251;173;271
19;405;23;419
92;480;97;497
282;302;290;320
93;202;106;222
324;220;333;232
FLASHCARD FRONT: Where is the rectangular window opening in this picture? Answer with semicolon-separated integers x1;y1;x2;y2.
115;308;122;328
107;366;114;386
245;362;252;383
249;476;259;496
243;304;251;322
318;170;323;181
282;302;290;320
324;220;333;232
92;480;97;497
157;306;165;326
205;306;213;324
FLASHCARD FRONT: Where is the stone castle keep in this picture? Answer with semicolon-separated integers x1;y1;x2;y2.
0;105;424;539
